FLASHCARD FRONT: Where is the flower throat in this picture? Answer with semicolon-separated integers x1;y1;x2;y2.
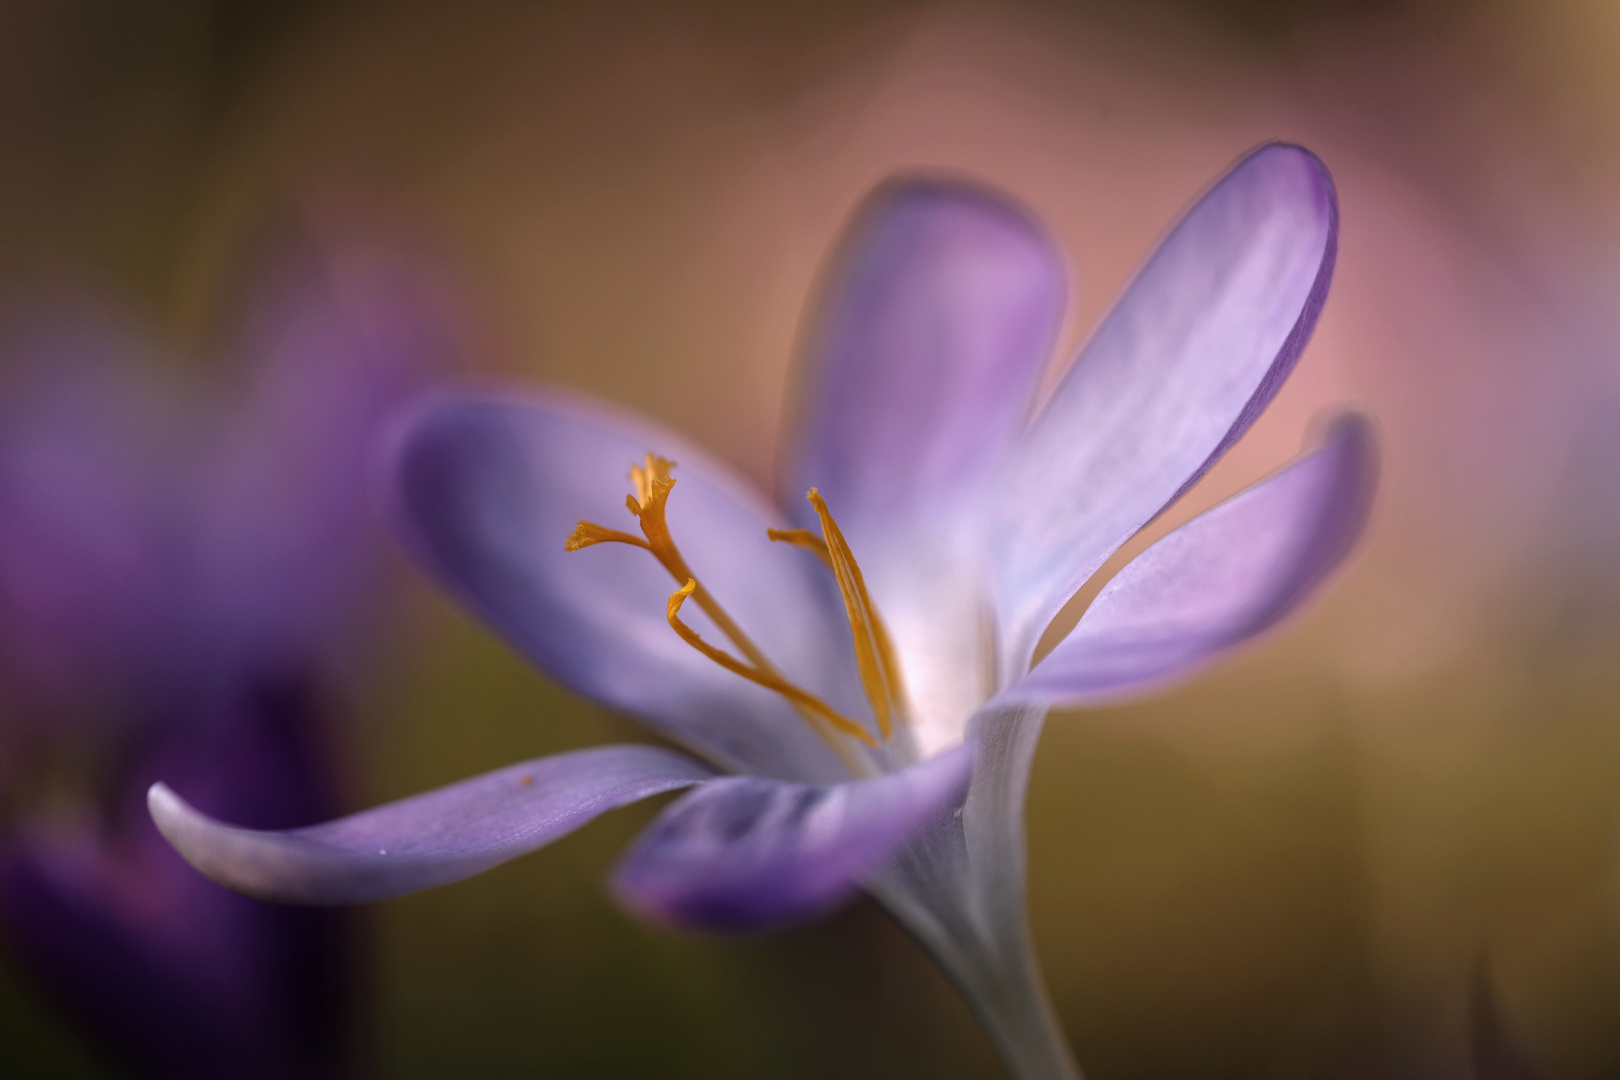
566;454;910;763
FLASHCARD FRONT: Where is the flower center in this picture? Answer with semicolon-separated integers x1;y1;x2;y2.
566;454;911;766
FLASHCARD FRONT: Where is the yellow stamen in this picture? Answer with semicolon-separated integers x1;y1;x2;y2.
766;528;831;568
566;522;648;551
567;454;878;765
804;489;911;740
666;581;876;746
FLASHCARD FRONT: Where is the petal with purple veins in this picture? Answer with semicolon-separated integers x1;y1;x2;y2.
612;742;975;933
148;745;712;905
993;143;1339;669
1002;415;1375;707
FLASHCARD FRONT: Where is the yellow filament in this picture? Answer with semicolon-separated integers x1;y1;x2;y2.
566;521;648;551
666;581;876;746
567;454;877;761
803;489;911;740
765;528;831;567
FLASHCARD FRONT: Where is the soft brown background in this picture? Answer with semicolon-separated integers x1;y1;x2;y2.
3;1;1620;1077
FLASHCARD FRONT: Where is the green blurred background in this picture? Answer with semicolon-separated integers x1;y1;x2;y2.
5;0;1620;1077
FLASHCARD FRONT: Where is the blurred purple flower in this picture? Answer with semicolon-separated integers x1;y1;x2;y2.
0;237;451;1078
153;144;1374;1079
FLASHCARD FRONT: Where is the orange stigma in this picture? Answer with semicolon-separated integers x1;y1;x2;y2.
567;455;914;765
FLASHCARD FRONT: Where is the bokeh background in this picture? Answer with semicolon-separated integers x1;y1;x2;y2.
3;0;1620;1077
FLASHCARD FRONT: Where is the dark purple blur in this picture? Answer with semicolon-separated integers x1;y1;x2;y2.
0;231;454;1078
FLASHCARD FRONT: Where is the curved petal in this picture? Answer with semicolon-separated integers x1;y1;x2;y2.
148;745;712;905
780;177;1066;539
612;742;974;933
389;390;863;780
1002;415;1375;706
992;143;1339;669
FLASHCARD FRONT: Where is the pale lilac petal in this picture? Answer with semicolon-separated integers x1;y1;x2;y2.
993;144;1339;667
612;742;975;933
780;179;1065;541
148;745;711;905
775;182;1064;754
1002;415;1375;706
389;391;863;780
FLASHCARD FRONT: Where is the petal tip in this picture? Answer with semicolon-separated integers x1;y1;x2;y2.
146;781;269;899
1313;410;1380;497
1229;141;1339;251
1247;140;1335;192
146;782;241;882
146;781;190;843
1317;410;1381;551
865;172;1051;228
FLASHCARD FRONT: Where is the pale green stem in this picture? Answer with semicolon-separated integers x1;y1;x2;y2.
920;909;1081;1080
869;705;1081;1080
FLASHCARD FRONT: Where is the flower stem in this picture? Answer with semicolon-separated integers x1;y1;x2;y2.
870;705;1081;1080
940;925;1082;1080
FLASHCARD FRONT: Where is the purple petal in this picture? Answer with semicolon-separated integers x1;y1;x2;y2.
0;305;179;705
185;238;450;668
780;178;1065;542
775;182;1064;752
1003;415;1375;705
992;144;1339;667
149;745;712;905
388;391;864;780
612;742;974;933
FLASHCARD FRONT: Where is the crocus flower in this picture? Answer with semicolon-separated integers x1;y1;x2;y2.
153;143;1375;1079
0;239;447;1078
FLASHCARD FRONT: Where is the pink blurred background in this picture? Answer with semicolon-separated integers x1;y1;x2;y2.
4;1;1620;1077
